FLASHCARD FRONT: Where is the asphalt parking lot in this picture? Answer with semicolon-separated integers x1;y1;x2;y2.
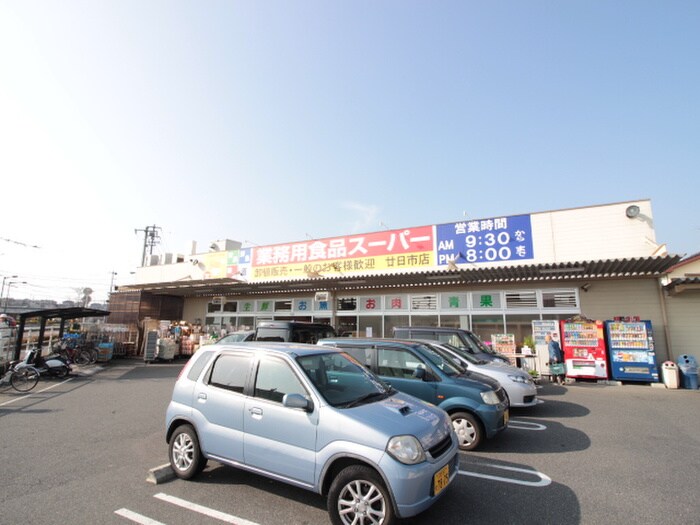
1;361;698;524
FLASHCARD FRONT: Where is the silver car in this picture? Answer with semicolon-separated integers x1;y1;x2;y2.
423;341;538;408
166;343;460;525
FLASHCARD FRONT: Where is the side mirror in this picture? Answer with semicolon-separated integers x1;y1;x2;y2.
283;393;314;412
413;367;426;380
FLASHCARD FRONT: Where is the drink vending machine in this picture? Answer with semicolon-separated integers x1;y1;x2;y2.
560;317;608;380
604;319;659;382
531;320;561;375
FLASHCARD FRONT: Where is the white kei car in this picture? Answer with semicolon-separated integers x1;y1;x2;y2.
423;341;538;408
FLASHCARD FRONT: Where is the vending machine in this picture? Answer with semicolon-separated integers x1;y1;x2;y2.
560;318;608;379
531;320;561;376
604;319;659;382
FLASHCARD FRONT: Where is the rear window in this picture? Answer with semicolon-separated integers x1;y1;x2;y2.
209;354;252;393
256;328;289;342
186;350;216;381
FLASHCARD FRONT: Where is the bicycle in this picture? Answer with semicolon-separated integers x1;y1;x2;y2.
1;359;40;393
54;339;92;366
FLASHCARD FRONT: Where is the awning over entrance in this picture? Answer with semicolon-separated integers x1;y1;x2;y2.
117;255;682;298
13;307;110;360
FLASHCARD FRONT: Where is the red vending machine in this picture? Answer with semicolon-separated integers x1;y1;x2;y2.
560;317;608;380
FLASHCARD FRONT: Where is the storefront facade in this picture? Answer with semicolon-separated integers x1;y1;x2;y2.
115;199;697;363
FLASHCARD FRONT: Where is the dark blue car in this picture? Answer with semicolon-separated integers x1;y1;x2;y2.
318;338;509;450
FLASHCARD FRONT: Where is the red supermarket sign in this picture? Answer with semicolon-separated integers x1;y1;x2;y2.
250;226;435;280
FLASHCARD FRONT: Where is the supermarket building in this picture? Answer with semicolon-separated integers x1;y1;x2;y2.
110;199;699;365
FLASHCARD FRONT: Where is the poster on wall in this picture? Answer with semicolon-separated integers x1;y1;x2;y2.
436;214;534;267
491;333;516;355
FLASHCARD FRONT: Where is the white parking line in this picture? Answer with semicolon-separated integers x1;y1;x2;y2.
115;508;167;525
154;493;262;525
0;377;74;407
459;464;552;487
508;418;547;431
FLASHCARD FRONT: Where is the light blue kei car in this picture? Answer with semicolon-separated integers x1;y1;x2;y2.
166;342;460;525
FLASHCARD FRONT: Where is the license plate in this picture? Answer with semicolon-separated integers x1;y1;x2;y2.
504;409;509;426
433;464;450;495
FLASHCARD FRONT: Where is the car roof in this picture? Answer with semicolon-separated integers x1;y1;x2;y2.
320;337;429;348
393;326;472;333
215;341;338;358
257;321;334;328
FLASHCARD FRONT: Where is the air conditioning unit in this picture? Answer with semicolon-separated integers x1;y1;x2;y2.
315;291;330;302
211;296;224;305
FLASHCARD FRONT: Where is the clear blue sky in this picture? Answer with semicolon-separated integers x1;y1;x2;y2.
1;1;699;303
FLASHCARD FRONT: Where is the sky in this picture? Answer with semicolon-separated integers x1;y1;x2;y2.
1;1;699;304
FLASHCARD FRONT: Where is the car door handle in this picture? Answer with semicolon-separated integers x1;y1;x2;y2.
249;407;263;419
197;393;207;401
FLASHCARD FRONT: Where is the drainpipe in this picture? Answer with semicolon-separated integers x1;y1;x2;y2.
657;281;673;362
329;290;336;331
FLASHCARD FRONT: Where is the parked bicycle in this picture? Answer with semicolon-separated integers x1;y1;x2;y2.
54;339;93;366
1;357;40;393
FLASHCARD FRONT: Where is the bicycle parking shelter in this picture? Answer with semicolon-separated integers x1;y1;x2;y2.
12;307;110;361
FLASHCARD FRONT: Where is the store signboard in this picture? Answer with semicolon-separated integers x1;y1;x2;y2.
249;226;434;281
239;300;255;313
204;215;534;283
471;291;502;310
256;300;273;313
201;252;229;279
385;294;409;311
436;214;534;266
442;293;469;310
360;295;383;312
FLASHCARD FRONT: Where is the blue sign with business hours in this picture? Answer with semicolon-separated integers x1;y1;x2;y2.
436;214;534;266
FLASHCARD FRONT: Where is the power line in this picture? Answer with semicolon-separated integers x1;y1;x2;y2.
0;236;41;249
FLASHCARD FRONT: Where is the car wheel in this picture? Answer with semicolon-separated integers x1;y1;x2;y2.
169;424;207;479
328;465;395;525
451;411;483;451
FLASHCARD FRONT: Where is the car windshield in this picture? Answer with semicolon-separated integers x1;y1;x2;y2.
218;332;252;343
465;332;498;355
255;328;288;342
416;343;463;377
441;342;485;365
424;344;468;373
296;352;392;408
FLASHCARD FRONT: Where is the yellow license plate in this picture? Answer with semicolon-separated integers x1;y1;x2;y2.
433;464;450;495
504;409;509;426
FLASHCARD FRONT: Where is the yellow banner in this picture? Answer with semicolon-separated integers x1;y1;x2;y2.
250;251;434;281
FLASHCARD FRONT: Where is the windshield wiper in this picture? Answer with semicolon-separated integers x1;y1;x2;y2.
344;391;387;408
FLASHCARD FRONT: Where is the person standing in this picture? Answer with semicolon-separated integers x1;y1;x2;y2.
545;333;566;385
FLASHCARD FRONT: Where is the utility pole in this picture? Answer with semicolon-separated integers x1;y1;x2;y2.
134;225;162;266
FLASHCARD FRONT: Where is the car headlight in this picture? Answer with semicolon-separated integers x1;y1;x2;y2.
508;374;529;384
387;435;426;465
480;390;501;405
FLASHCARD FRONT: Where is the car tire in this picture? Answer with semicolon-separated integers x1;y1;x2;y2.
169;424;207;479
328;465;395;525
451;411;483;451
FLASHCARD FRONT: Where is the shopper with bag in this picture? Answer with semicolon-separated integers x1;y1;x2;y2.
545;333;566;385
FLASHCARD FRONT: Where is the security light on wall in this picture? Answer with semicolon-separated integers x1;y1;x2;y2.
580;283;592;292
625;205;640;219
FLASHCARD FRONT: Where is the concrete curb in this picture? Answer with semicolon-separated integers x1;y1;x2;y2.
147;463;175;485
